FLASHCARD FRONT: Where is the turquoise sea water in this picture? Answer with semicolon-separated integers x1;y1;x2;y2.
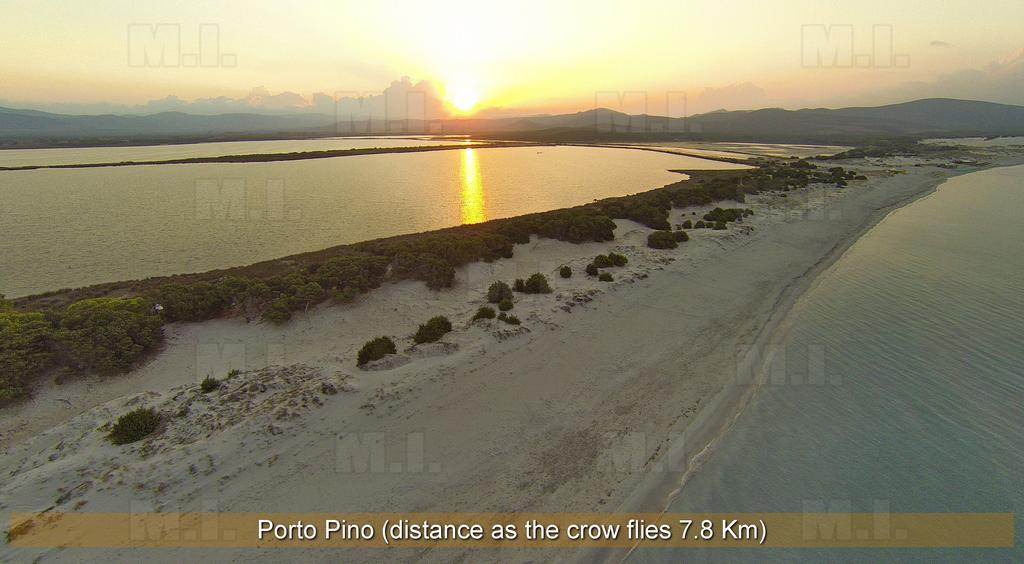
637;165;1024;562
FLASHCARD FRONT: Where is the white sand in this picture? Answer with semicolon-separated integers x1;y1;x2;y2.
3;147;1023;562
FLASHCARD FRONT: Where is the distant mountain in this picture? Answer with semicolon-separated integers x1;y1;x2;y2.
681;98;1024;140
0;106;336;139
2;98;1023;145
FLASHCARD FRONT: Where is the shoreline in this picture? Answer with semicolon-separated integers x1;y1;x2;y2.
599;156;1024;563
3;148;1022;562
0;141;750;173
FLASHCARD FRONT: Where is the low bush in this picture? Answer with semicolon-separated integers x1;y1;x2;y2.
681;219;693;229
598;272;613;282
154;282;229;322
592;254;613;268
713;221;727;230
487;281;513;304
608;252;628;267
513;278;526;292
703;207;748;223
498;298;514;311
200;376;220;393
56;297;164;374
473;306;496;321
357;336;396;366
674;230;689;242
262;297;295;324
108;407;161;445
647;231;678;249
497;312;521;325
0;310;54;402
585;263;599;276
523;273;553;294
559;265;572;278
694;220;707;229
390;252;455;290
413;316;453;344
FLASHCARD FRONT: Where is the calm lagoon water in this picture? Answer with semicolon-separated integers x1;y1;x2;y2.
0;136;477;168
636;165;1024;562
0;145;744;296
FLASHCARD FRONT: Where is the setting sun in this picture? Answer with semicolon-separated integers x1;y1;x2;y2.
447;84;480;114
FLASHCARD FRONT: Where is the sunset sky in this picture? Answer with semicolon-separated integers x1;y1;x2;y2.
2;0;1022;116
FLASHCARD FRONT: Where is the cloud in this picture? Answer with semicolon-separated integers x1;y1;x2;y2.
883;48;1024;105
1;77;456;119
930;40;952;48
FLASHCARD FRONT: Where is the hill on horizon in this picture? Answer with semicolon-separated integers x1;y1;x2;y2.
2;98;1023;146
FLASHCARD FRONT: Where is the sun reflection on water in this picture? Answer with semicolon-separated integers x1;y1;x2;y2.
460;148;485;224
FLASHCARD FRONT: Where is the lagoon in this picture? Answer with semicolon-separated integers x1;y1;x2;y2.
0;145;744;297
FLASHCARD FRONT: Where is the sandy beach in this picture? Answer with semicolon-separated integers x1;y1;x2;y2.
3;145;1023;562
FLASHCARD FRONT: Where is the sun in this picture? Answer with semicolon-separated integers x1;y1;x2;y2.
447;83;480;114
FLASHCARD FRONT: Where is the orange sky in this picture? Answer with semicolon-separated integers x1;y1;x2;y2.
2;0;1022;115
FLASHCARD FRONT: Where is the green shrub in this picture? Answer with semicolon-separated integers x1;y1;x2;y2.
200;376;220;393
713;221;727;230
311;254;389;295
391;252;456;290
674;230;690;242
413;316;453;344
598;272;613;282
56;298;163;374
357;336;396;366
599;200;670;230
608;252;628;267
473;306;496;321
295;281;324;311
523;273;552;294
262;297;295;324
593;254;613;268
703;207;749;224
585;263;599;276
486;281;513;304
513;278;526;292
559;265;572;278
0;310;55;401
107;407;161;445
681;219;693;229
694;220;707;228
153;282;228;322
647;231;678;249
498;298;513;311
497;313;521;325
